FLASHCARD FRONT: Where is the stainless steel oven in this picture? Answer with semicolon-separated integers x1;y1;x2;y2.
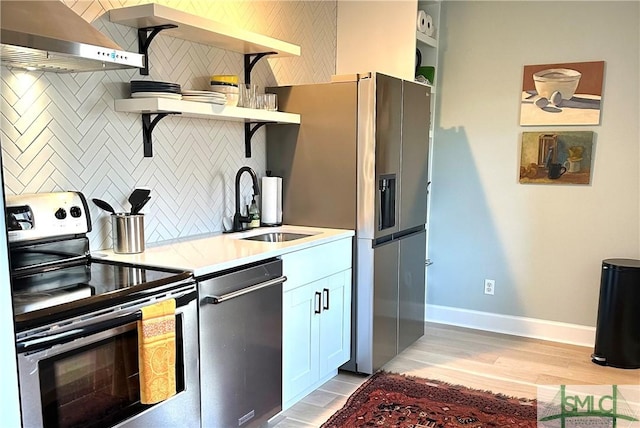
6;192;201;428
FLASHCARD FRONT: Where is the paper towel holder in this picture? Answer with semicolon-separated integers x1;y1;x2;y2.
261;172;283;227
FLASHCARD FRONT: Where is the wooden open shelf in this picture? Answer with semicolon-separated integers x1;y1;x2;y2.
109;3;300;57
115;98;300;124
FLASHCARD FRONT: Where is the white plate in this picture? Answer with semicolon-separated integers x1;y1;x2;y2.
131;92;182;100
182;90;225;97
182;96;227;104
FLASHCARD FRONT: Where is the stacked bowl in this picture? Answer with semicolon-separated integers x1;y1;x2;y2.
130;80;182;100
210;75;239;107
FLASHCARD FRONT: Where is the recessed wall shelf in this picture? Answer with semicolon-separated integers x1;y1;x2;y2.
416;31;437;49
114;98;301;157
109;3;301;157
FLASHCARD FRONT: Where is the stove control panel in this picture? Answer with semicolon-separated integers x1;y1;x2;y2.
6;192;91;243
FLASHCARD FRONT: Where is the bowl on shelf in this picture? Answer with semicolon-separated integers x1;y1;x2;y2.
210;74;238;85
533;68;581;100
210;84;239;107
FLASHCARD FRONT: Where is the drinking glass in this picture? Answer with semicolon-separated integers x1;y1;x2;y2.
239;84;258;109
264;93;278;111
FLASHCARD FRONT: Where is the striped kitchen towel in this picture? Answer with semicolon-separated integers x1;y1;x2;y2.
138;298;176;404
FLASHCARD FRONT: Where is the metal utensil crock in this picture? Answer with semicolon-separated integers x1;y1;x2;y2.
112;213;144;254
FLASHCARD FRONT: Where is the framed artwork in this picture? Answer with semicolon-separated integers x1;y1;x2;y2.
519;131;595;185
520;61;605;126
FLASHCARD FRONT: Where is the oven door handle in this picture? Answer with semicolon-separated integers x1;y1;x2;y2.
17;290;197;354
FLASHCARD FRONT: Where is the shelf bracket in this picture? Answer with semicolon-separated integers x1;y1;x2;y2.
243;52;277;84
137;24;178;75
244;122;274;158
142;112;180;157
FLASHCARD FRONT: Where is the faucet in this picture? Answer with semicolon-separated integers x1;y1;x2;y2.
233;166;261;232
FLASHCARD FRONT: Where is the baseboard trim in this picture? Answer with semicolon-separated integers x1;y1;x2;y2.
426;304;596;348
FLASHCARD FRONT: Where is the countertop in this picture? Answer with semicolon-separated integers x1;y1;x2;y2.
92;225;354;277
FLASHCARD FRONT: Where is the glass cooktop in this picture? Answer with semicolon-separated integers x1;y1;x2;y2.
11;259;191;331
10;236;192;331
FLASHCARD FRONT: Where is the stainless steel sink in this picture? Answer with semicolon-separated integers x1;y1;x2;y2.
241;232;312;242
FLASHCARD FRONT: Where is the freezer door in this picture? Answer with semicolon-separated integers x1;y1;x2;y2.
398;229;426;353
373;74;403;239
399;81;430;230
371;239;399;372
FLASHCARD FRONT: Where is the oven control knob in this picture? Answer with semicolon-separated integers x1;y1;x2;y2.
70;206;82;218
55;208;67;220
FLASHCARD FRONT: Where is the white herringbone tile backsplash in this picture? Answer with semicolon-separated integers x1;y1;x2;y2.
1;0;337;250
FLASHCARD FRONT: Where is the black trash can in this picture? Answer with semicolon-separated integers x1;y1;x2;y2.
591;258;640;369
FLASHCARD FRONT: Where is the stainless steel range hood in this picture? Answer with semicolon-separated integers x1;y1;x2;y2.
1;1;144;73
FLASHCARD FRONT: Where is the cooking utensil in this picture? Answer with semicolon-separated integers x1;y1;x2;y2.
131;196;151;215
128;188;150;214
92;198;115;214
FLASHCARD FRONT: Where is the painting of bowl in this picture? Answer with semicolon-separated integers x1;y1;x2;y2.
533;68;581;100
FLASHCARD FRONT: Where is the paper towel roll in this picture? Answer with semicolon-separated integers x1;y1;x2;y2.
261;176;282;225
416;10;428;33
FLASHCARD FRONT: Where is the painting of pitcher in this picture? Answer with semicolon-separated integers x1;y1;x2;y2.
519;131;595;185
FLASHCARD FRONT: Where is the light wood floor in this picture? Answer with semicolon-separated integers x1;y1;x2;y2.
270;322;640;427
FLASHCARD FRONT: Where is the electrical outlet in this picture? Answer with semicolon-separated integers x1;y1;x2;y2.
484;279;495;295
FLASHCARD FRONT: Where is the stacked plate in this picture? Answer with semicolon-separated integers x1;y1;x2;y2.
130;80;182;100
181;90;227;105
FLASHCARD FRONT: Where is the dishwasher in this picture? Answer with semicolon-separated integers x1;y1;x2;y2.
198;258;286;428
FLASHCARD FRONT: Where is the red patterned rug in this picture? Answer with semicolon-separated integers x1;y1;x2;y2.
321;371;537;427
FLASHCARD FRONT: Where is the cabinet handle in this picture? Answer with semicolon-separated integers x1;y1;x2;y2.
322;288;330;310
314;291;322;314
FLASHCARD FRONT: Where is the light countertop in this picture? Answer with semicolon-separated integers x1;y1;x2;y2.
92;225;354;278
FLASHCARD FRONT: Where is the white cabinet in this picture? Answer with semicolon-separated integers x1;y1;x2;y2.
336;1;418;80
281;238;352;410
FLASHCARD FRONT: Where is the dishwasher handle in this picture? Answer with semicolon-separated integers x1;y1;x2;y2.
205;275;287;304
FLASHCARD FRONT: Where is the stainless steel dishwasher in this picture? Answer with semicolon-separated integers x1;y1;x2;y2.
197;258;286;428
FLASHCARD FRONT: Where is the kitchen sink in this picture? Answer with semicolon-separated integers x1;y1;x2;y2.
241;232;313;242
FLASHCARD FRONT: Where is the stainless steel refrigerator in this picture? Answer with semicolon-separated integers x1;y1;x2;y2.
267;72;430;374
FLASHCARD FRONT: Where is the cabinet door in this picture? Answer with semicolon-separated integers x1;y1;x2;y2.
283;282;320;404
318;270;352;376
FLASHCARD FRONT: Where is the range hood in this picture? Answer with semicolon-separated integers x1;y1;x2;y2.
0;1;144;73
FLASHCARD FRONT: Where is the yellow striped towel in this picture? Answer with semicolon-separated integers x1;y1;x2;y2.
138;298;176;404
